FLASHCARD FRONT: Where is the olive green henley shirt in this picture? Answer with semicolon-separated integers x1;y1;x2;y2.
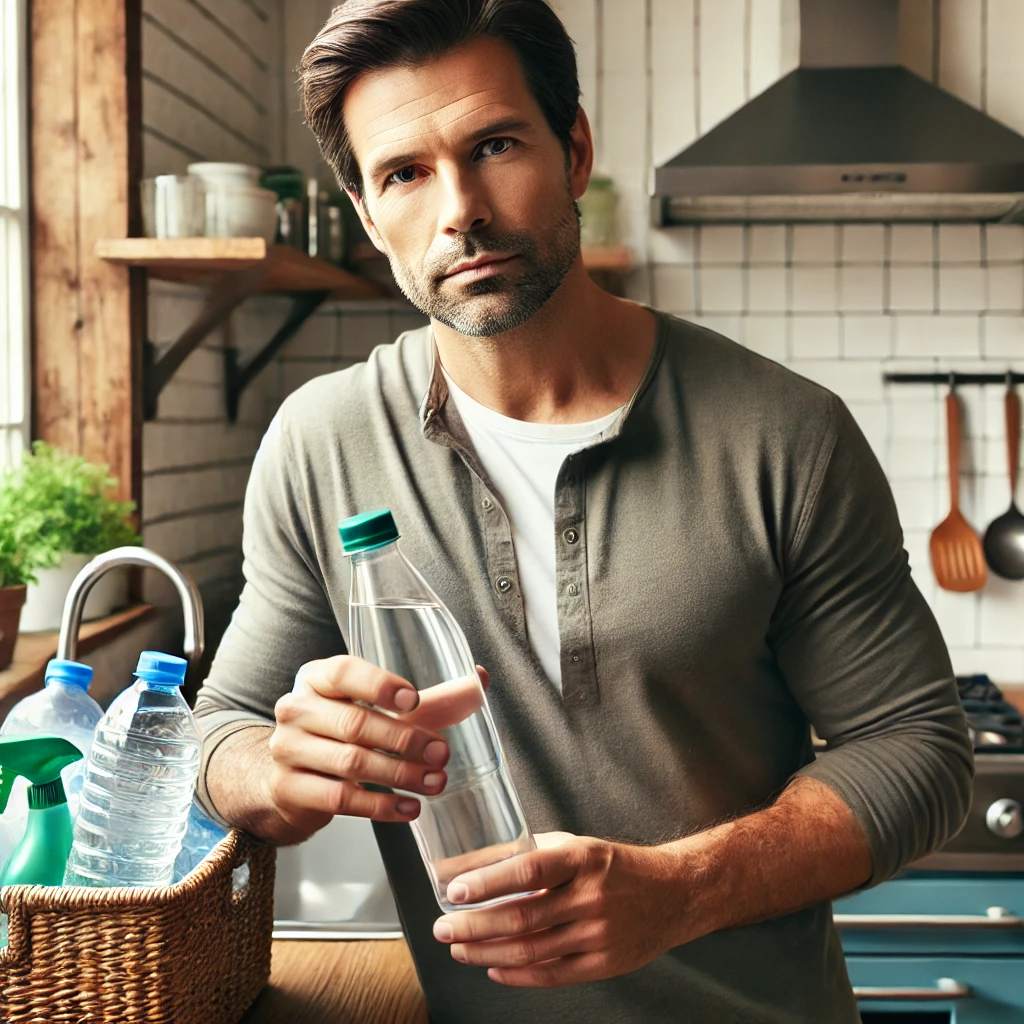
195;310;974;1024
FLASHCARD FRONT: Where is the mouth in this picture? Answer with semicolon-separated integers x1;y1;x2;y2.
441;253;519;282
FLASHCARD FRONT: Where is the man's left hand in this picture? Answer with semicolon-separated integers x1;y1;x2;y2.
431;831;684;988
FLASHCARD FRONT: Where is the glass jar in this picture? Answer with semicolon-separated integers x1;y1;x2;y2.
578;173;619;249
260;167;307;250
140;175;206;238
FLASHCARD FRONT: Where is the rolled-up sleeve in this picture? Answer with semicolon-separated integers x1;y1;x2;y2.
192;407;345;822
770;395;974;887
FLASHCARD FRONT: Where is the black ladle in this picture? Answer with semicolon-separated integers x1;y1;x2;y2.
983;376;1024;579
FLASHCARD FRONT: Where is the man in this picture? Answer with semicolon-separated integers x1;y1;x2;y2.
194;1;974;1020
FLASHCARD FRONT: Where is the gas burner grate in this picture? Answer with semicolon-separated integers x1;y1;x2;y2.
957;674;1024;752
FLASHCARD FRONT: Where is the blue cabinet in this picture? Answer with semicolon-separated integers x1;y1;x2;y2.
847;957;1024;1021
837;875;1024;1022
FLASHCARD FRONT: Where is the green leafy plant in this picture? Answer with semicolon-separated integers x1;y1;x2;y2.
0;442;141;579
0;500;34;588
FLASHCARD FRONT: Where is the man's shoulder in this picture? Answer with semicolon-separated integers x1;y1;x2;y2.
275;324;432;439
656;312;840;435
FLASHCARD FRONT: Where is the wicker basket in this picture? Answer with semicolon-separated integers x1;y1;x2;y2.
0;828;276;1024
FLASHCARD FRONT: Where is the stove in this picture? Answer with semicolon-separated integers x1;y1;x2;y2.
834;676;1024;1022
913;676;1024;874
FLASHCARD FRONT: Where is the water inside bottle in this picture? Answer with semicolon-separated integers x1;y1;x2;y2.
351;600;535;910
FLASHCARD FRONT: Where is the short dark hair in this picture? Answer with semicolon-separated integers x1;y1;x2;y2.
298;0;580;196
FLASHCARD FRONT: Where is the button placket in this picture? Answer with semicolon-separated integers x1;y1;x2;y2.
554;453;598;705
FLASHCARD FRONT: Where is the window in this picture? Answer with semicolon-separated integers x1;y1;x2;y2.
0;0;27;471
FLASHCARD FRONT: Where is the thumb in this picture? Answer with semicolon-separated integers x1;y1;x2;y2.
476;665;491;691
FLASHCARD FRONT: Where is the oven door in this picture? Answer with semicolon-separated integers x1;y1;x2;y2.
847;956;1024;1022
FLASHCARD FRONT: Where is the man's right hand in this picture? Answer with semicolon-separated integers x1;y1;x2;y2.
264;655;474;838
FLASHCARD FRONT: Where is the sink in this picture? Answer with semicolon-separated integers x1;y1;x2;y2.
272;814;403;940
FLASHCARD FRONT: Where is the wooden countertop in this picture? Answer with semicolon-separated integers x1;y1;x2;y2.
240;940;428;1024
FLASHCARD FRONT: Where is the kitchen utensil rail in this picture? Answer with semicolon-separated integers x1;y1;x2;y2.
884;372;1024;386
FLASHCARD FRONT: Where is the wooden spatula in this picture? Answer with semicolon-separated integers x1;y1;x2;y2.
930;387;987;592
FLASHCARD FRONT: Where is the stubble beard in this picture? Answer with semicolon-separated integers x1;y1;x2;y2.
386;191;581;338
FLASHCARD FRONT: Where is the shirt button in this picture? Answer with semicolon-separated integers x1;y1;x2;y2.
567;582;579;597
563;528;579;545
572;655;580;662
481;497;494;511
495;575;512;594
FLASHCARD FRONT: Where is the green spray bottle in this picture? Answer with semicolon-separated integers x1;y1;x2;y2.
0;735;83;887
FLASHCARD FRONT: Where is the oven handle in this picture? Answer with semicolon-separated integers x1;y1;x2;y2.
854;979;972;1001
835;909;1023;930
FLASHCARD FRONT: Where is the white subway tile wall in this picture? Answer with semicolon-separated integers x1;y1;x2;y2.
542;0;1024;681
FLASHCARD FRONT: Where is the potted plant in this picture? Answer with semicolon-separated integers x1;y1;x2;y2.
1;442;141;633
0;501;35;670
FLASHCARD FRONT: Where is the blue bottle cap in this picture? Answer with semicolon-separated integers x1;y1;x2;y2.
338;509;399;553
44;659;94;690
135;651;188;688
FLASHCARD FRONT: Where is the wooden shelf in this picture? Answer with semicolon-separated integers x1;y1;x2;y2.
580;245;633;272
97;238;390;421
0;604;155;720
96;237;386;299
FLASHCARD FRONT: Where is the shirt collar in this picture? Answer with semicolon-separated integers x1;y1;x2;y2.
418;306;669;447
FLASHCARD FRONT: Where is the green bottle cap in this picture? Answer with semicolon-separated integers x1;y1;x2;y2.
0;735;83;813
339;509;400;554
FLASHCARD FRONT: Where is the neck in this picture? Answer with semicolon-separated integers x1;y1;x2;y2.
430;255;657;424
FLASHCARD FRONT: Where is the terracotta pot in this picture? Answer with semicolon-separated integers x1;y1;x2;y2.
0;584;27;670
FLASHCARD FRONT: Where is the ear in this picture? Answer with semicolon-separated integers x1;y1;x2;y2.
346;188;387;254
567;106;595;202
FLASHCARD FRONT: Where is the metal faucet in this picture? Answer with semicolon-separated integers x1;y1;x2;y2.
55;546;205;666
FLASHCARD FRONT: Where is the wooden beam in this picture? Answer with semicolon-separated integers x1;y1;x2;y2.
30;0;143;519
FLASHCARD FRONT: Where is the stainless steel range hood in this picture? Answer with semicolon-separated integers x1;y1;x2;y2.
652;0;1024;225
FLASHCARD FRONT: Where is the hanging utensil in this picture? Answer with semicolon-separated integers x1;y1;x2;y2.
930;378;987;592
983;373;1024;580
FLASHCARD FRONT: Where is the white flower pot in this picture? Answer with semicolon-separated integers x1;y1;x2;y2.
19;553;130;633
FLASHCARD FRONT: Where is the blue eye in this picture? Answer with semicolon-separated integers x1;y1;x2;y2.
387;166;417;186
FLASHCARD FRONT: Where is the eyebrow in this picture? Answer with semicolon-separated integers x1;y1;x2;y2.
365;116;535;186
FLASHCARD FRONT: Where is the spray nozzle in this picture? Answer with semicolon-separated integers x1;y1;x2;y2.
0;735;83;813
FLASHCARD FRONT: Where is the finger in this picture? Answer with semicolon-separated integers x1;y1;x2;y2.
447;844;583;906
275;692;450;768
533;831;578;850
270;731;447;795
405;676;484;732
269;767;422;822
294;655;419;713
476;665;491;691
487;952;608;989
434;888;578;944
451;921;602;969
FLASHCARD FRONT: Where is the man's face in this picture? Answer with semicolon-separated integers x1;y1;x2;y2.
344;36;586;337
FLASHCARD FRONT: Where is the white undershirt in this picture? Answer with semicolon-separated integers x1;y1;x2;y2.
442;369;624;690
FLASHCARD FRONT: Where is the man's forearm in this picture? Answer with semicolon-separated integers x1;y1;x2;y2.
205;725;313;846
659;776;872;946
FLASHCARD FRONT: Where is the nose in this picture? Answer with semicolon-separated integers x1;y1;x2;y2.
437;164;491;236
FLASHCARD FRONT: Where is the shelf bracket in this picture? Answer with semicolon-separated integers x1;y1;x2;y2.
224;290;332;423
142;264;266;420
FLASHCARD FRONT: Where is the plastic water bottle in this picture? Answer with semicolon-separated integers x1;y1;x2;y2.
173;796;228;882
63;651;200;889
0;659;102;868
339;509;536;913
